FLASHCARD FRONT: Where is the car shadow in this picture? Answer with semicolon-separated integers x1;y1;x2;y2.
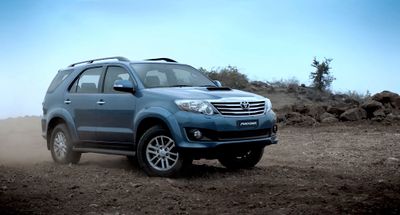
76;154;259;178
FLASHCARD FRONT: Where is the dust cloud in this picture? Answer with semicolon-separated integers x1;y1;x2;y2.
0;117;50;165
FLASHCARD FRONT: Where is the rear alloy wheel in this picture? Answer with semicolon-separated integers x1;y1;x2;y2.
137;126;184;177
50;124;81;164
218;148;264;169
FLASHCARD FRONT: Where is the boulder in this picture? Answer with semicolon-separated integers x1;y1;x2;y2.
343;97;360;106
327;106;348;117
372;91;399;105
361;100;384;118
383;108;393;115
276;112;286;123
361;100;383;112
285;112;303;125
307;105;326;120
373;109;386;118
394;97;400;109
386;113;400;122
320;112;336;121
292;103;309;114
284;112;317;126
370;109;386;122
321;117;339;123
340;108;367;121
300;115;318;126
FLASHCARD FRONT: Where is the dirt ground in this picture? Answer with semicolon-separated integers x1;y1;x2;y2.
1;117;400;214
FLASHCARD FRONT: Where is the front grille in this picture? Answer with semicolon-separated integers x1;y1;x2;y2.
211;101;265;116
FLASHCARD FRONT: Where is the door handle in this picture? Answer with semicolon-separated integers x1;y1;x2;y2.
97;99;105;105
64;99;71;104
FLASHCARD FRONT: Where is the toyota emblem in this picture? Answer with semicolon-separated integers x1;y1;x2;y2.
240;101;250;110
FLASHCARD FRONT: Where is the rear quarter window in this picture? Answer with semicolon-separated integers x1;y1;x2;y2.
47;70;72;93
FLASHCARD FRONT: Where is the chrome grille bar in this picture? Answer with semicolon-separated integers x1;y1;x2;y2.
211;101;266;116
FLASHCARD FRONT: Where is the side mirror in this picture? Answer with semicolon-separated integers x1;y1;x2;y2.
213;80;222;87
113;80;135;93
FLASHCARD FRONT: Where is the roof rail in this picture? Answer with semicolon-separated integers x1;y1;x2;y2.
145;58;177;63
68;56;130;67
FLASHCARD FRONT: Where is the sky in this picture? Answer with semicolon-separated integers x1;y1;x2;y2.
0;0;399;118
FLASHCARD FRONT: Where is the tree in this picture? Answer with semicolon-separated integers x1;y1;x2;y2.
199;66;249;89
309;57;335;91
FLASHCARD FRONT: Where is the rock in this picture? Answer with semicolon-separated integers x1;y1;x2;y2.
327;106;348;117
320;112;336;121
340;108;367;121
129;183;143;188
276;113;286;123
343;97;360;106
300;116;317;126
321;117;339;123
285;112;303;125
284;111;318;126
373;109;385;118
307;105;326;120
292;104;309;114
371;117;383;122
68;185;79;190
386;113;400;122
361;100;383;116
385;157;399;166
383;108;392;115
394;97;400;109
372;91;399;105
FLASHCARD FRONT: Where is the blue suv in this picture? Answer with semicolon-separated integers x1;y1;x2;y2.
42;57;278;177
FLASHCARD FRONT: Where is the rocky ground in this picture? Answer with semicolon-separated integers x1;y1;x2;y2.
1;118;399;214
273;90;400;126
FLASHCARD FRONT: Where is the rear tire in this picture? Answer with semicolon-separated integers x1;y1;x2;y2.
50;124;81;164
218;148;264;169
137;126;184;177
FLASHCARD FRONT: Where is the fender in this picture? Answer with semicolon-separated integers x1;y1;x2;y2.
133;107;180;143
46;108;79;143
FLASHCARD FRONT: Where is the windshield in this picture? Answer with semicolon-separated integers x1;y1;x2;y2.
131;63;216;88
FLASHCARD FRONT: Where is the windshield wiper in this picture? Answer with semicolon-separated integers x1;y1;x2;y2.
197;84;218;87
169;84;192;87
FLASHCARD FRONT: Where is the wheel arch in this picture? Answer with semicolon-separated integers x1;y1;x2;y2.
45;109;78;149
134;108;176;146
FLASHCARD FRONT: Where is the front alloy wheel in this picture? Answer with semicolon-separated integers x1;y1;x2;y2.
137;126;184;177
146;135;179;171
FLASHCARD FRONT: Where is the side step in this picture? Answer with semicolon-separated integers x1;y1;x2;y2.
73;147;135;156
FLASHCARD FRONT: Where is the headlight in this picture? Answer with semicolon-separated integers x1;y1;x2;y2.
175;100;214;115
265;98;272;112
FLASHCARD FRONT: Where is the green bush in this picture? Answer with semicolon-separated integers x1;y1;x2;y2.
199;66;249;89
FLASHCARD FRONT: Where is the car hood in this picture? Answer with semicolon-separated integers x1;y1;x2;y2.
142;87;266;100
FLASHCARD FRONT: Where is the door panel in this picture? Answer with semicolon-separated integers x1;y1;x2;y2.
67;94;101;141
64;67;103;141
96;66;136;143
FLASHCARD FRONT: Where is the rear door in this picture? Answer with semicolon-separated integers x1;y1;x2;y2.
95;65;136;143
64;66;104;141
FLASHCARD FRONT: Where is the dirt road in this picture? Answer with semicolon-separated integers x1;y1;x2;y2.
1;117;399;214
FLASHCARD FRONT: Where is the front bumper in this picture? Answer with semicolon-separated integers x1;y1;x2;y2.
166;111;278;158
177;135;278;159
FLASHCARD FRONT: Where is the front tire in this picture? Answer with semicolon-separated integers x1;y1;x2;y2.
50;124;81;164
137;126;184;177
218;148;264;169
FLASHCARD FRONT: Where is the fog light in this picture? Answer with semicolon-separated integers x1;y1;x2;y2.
191;129;203;139
272;125;278;133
